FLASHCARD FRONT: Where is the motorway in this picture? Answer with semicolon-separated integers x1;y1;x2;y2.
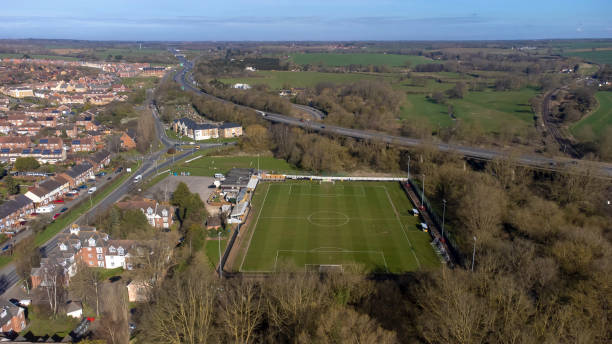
175;56;612;178
0;96;223;295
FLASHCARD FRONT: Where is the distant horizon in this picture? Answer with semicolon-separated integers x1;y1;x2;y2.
2;1;611;41
2;37;612;43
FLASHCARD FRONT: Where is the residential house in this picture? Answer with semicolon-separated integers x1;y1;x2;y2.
71;138;95;152
59;163;94;188
31;225;108;288
15;122;41;136
0;195;34;234
115;198;174;229
7;114;27;126
173;117;219;140
85;150;111;172
24;176;69;205
119;130;136;150
0;121;12;134
0;136;30;149
0;298;26;333
218;122;243;138
37;137;63;151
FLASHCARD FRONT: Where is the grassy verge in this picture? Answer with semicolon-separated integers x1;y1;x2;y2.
95;267;124;281
22;307;80;337
205;239;228;269
571;91;612;142
0;255;13;268
33;164;138;247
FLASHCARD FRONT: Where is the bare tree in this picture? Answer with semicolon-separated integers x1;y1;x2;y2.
141;266;218;344
220;280;263;344
40;259;66;317
69;262;103;316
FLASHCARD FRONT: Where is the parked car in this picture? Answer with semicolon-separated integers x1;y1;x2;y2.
88;187;97;194
30;212;38;216
115;167;123;174
53;213;60;219
99;172;107;176
60;207;68;213
53;199;64;203
78;185;88;190
107;176;112;181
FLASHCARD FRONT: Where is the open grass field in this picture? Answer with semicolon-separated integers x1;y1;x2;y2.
399;88;537;133
238;182;440;273
564;50;612;65
400;94;454;128
173;154;300;177
451;88;538;134
0;53;79;61
571;91;612;141
290;53;434;67
220;71;393;89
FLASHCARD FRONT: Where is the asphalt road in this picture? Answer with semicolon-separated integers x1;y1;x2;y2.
175;56;612;178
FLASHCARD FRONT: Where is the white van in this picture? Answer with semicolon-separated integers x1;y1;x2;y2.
214;173;224;180
88;187;97;194
133;175;142;183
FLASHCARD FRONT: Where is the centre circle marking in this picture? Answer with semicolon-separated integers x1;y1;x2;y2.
307;211;349;227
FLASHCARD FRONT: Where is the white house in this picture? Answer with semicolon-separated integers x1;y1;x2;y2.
232;83;251;90
66;301;83;319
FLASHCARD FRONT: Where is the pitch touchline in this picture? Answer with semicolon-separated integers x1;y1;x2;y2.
239;183;271;273
383;186;422;269
260;216;400;220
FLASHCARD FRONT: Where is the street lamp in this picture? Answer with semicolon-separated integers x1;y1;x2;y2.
218;231;222;279
471;236;477;272
420;174;425;209
441;199;446;241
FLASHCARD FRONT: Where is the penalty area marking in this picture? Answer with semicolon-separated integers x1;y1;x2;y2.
274;249;389;273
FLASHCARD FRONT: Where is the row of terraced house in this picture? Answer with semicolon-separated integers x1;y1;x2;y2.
0;151;111;234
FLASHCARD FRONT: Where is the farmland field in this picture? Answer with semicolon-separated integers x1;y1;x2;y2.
571;91;612;141
563;50;612;65
452;88;538;134
220;71;393;89
400;88;537;134
290;53;434;67
172;155;300;177
237;182;440;273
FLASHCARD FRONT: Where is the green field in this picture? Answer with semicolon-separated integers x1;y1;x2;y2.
173;155;300;176
564;50;612;65
220;71;393;89
238;182;440;273
290;53;434;67
0;53;79;61
452;88;538;134
571;91;612;141
400;88;537;134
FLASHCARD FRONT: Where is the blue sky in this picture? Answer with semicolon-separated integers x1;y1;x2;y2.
1;0;611;41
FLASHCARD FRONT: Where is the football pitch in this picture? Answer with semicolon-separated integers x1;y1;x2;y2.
237;181;441;273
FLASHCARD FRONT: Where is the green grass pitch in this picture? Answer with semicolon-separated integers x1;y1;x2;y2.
238;181;441;273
